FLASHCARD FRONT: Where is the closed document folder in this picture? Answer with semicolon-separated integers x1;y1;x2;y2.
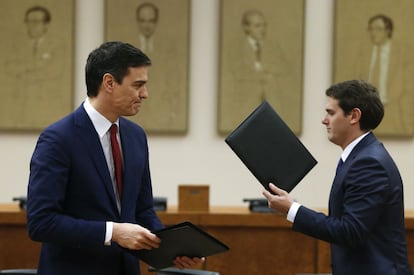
135;221;229;270
225;101;317;193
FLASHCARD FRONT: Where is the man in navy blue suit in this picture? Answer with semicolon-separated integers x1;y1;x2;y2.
27;41;202;275
263;80;412;275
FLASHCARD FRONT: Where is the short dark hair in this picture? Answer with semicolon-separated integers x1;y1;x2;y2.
325;80;384;131
25;5;51;24
368;14;393;38
136;2;159;22
85;41;151;97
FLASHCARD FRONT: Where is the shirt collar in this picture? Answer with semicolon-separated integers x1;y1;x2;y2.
341;132;370;162
374;39;391;54
83;98;119;138
246;35;262;50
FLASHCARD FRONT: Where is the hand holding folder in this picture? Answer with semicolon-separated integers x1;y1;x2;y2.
225;101;317;193
133;221;229;270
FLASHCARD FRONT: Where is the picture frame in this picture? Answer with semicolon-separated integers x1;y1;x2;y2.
0;0;75;130
333;0;414;137
218;0;305;135
105;0;190;134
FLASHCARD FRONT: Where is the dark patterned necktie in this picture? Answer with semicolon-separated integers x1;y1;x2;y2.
336;158;344;175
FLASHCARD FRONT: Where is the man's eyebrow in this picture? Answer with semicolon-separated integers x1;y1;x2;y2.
133;80;147;85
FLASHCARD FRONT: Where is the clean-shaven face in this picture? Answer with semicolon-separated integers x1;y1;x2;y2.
368;18;390;46
322;96;352;149
244;13;266;41
137;6;157;38
112;66;149;117
26;10;48;38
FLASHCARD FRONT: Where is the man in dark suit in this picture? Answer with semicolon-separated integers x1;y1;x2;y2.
263;80;413;275
27;41;201;275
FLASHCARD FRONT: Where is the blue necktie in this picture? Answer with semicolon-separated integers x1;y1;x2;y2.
336;158;344;174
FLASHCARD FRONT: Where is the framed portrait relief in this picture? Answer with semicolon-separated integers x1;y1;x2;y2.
0;0;74;130
105;0;190;134
334;0;414;137
218;0;305;135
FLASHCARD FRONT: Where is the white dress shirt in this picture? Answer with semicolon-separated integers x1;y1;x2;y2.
246;35;263;71
368;40;391;103
138;34;154;53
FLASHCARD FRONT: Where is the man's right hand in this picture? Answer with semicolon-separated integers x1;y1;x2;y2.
112;222;160;250
262;183;294;214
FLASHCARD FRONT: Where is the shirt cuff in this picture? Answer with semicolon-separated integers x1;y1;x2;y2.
105;221;113;246
287;201;302;223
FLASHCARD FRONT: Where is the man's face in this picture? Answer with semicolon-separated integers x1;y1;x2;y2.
244;13;266;41
368;18;390;46
111;66;149;117
137;6;157;38
25;10;48;39
322;97;352;149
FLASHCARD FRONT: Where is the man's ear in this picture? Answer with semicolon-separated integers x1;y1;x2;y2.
350;108;362;125
102;73;115;92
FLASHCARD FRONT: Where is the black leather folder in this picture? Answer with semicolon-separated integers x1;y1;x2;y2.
135;221;229;270
225;101;317;193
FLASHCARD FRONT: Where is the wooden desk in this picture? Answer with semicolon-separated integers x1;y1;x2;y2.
0;203;41;269
145;207;317;275
1;204;414;275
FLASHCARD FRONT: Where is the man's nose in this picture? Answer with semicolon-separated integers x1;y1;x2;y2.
140;86;149;99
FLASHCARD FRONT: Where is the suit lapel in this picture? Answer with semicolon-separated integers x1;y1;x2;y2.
73;106;119;211
118;120;140;207
328;133;377;214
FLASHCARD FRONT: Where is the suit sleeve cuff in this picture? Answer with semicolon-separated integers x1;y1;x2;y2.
105;221;113;246
287;202;302;223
